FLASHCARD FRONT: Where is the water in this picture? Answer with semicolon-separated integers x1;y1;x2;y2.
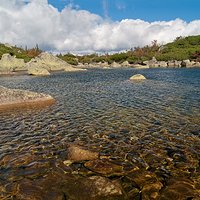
0;68;199;199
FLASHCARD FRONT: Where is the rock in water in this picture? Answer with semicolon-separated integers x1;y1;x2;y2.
66;145;98;162
62;176;123;199
129;74;146;80
0;86;54;108
28;64;50;76
84;159;124;176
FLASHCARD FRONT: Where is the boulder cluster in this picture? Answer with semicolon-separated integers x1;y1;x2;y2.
0;53;200;76
0;52;86;76
141;57;200;68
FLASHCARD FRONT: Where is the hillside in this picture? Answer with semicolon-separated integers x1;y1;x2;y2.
59;35;200;65
0;43;42;62
156;35;200;61
1;35;200;65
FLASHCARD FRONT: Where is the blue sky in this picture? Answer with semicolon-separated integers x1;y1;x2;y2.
1;0;200;53
48;0;200;22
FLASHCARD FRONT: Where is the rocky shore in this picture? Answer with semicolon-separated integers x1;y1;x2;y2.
0;86;54;109
0;53;200;76
0;52;86;76
81;57;200;69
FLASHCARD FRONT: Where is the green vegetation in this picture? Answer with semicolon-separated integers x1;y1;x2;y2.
156;36;200;61
1;35;200;65
58;35;200;65
58;53;78;65
0;43;42;62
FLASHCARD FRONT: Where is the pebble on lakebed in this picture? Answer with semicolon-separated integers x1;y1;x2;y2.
0;86;55;109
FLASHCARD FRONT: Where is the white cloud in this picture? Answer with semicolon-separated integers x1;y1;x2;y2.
0;0;200;53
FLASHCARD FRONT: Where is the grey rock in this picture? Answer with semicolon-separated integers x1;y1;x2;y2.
132;64;149;69
28;65;50;76
0;54;26;72
27;52;84;72
110;62;121;68
157;61;168;67
0;86;54;108
130;74;146;80
181;59;192;67
121;61;130;67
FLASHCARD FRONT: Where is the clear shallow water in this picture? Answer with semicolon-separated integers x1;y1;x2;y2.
0;68;199;199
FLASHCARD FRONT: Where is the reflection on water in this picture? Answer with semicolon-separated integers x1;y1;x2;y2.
0;68;199;199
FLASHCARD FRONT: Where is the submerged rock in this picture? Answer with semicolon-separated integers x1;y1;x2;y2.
0;86;54;108
129;74;146;80
159;178;199;200
62;175;123;200
84;159;124;176
67;145;99;162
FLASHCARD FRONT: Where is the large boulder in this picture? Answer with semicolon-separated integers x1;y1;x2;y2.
110;62;121;68
157;61;168;67
130;74;146;80
0;86;54;108
0;54;26;72
28;64;50;76
27;52;85;72
121;61;130;67
98;62;110;68
181;59;192;68
143;57;158;67
31;52;68;71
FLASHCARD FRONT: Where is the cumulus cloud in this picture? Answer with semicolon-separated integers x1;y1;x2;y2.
0;0;200;53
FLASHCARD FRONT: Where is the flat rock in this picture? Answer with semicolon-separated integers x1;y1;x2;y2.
62;175;123;200
0;86;54;108
84;159;124;176
129;74;146;80
67;145;99;162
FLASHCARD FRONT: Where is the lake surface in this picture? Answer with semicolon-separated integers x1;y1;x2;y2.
0;68;199;199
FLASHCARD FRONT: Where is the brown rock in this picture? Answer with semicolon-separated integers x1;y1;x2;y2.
159;178;199;200
62;175;123;200
84;159;124;175
67;145;99;162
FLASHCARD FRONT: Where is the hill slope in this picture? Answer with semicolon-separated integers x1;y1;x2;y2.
59;35;200;64
0;43;41;62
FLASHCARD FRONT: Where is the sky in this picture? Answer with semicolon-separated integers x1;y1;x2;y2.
0;0;200;53
49;0;200;22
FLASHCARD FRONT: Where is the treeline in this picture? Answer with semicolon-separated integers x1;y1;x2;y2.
59;35;200;65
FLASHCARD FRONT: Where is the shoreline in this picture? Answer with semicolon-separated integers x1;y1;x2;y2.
0;65;199;77
0;98;55;111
